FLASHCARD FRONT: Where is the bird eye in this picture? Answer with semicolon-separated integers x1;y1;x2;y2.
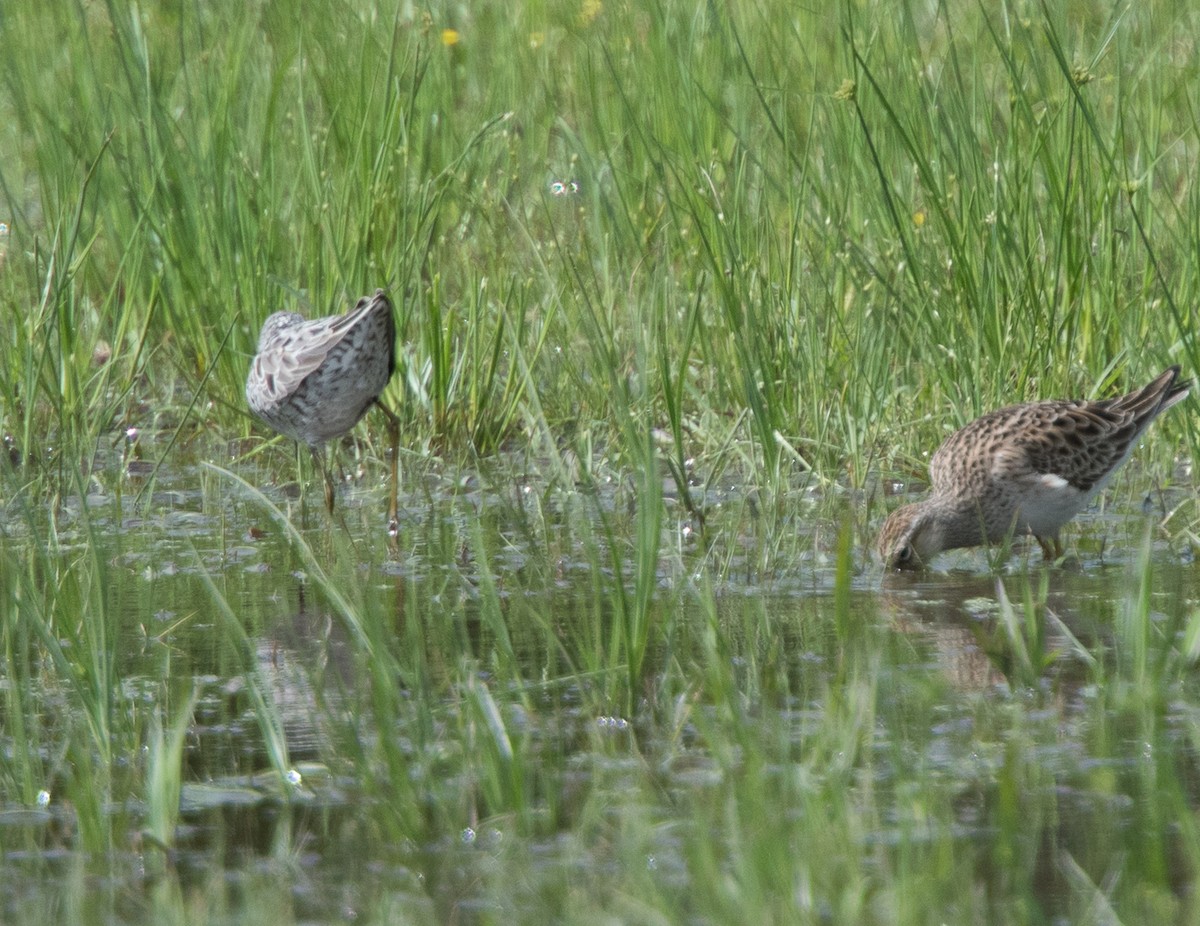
895;545;913;565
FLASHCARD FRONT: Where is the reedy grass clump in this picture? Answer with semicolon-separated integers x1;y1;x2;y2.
1;0;1196;505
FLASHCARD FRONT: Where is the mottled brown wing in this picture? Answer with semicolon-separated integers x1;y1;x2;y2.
1011;402;1141;492
928;367;1188;497
250;332;327;409
248;297;377;411
1019;367;1188;491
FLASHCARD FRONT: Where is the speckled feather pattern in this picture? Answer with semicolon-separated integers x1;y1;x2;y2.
246;290;395;448
877;367;1190;569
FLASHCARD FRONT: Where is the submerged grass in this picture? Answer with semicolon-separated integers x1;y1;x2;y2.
3;0;1200;923
4;443;1200;923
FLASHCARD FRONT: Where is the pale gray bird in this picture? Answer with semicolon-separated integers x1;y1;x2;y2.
247;289;397;512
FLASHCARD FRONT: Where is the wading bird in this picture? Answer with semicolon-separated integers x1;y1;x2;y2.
247;289;399;516
876;367;1190;570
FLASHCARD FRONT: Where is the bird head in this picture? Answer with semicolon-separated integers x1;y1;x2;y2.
875;502;944;571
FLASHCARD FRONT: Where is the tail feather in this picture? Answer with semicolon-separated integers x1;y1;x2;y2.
1115;366;1189;419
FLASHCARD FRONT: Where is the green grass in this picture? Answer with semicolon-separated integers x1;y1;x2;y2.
3;0;1200;923
4;0;1197;488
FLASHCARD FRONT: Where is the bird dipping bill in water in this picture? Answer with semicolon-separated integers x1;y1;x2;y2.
876;367;1190;570
247;289;398;513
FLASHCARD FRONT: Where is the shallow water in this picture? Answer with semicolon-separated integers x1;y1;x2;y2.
2;436;1199;924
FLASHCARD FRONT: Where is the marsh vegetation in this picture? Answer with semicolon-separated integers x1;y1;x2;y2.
3;1;1200;922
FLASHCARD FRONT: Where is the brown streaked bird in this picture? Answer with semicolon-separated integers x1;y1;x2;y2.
247;289;398;513
876;367;1190;570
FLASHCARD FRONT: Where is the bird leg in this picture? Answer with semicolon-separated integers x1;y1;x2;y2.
310;444;336;514
1036;535;1063;562
375;399;401;533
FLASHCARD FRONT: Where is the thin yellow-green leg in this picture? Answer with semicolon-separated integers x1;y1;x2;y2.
310;444;336;514
375;400;401;534
1036;534;1063;562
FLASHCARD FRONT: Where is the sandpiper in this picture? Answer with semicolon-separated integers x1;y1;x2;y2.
247;289;397;512
877;367;1190;570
